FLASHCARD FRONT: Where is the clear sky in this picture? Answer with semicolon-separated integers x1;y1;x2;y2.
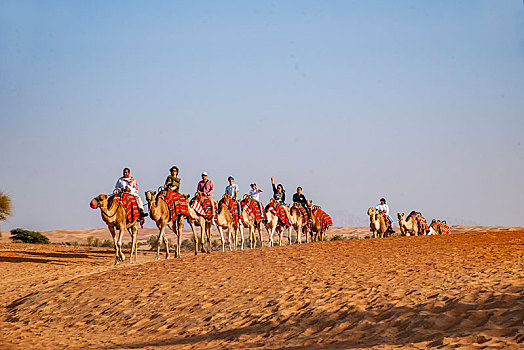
1;1;523;231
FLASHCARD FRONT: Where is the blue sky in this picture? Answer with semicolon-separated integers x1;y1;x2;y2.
1;1;523;231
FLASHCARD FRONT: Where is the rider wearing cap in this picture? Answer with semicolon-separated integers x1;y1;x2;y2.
164;166;181;193
249;183;265;216
376;197;394;233
197;171;214;199
196;171;215;216
225;176;242;222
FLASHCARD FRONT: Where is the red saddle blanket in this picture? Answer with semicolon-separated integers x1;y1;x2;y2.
266;202;290;227
313;208;333;232
378;212;392;228
407;211;429;234
190;195;217;221
110;193;140;224
241;197;267;222
430;220;450;235
157;190;190;219
219;197;242;223
292;204;309;226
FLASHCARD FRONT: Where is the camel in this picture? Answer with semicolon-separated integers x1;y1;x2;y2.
145;190;193;259
397;212;421;236
90;192;139;265
290;202;311;244
309;205;326;242
186;194;213;254
367;207;389;238
264;200;292;246
241;195;267;248
215;196;243;251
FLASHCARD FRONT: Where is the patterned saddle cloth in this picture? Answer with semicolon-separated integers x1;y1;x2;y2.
110;193;140;225
190;194;217;221
241;197;267;222
313;207;333;232
430;220;450;235
266;201;290;227
407;211;429;234
157;190;189;219
219;197;242;223
292;204;310;228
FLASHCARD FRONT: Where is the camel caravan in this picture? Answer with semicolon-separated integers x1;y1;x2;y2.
367;198;450;238
90;168;333;264
90;168;451;265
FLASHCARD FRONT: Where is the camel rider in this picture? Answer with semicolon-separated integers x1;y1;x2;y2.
271;176;286;205
115;168;147;217
376;198;394;233
225;176;242;222
196;171;215;216
293;187;312;224
164;166;181;193
197;171;214;198
249;183;265;215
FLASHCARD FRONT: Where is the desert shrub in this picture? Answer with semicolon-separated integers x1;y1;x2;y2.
86;236;101;247
10;228;50;244
121;241;133;249
0;191;13;222
148;235;171;250
330;235;346;241
101;239;114;248
211;239;220;251
180;238;195;251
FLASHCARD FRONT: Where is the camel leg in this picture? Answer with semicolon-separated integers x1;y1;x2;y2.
108;226;120;265
206;222;211;254
278;227;283;246
176;217;183;258
239;225;244;250
268;226;274;247
157;224;167;260
117;227;125;263
218;226;226;252
189;221;199;255
129;226;137;263
227;226;233;251
251;226;256;248
258;225;264;248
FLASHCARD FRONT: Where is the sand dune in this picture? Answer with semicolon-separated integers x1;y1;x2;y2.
2;225;524;245
0;230;523;349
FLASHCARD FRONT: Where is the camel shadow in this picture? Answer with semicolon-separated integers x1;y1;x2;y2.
103;291;524;349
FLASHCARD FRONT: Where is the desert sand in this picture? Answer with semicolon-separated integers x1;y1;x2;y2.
0;229;523;349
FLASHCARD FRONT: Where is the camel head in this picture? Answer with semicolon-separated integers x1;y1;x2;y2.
367;207;376;216
397;212;405;221
144;190;156;204
90;194;108;209
306;199;313;208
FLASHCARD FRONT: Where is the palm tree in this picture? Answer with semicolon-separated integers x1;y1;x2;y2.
0;191;13;222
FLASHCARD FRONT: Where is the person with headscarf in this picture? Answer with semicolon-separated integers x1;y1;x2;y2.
115;167;147;217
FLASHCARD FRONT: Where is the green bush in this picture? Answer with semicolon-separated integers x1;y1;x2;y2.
10;228;50;244
0;191;13;222
330;235;346;241
211;239;220;251
101;239;114;248
180;238;195;251
148;235;171;250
